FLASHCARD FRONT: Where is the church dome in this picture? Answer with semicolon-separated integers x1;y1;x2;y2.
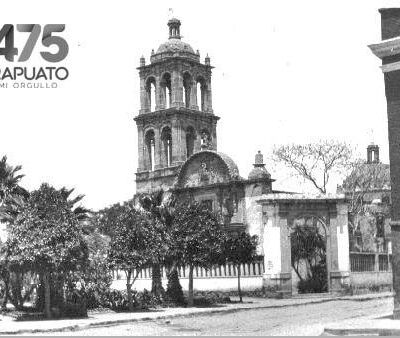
156;39;195;54
151;18;200;63
248;151;271;180
248;167;271;180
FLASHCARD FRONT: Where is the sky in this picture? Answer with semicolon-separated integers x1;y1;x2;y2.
1;0;398;210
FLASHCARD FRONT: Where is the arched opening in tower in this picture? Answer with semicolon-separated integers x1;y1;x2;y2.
146;77;156;112
161;73;172;109
196;76;207;112
183;72;192;108
161;126;172;167
186;126;196;158
145;130;155;171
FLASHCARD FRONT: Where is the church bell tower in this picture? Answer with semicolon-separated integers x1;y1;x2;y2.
134;18;220;194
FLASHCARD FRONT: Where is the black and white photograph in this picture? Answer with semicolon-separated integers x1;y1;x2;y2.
1;0;400;335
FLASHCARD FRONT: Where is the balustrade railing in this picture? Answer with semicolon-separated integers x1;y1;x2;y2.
113;258;265;280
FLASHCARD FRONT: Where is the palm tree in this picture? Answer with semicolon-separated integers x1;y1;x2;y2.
138;190;166;298
0;155;28;311
0;156;28;205
138;190;181;299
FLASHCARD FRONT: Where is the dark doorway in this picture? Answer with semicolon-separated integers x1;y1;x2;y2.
290;216;328;294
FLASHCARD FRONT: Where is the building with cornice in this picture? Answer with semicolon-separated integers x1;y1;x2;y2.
369;7;400;318
126;18;351;297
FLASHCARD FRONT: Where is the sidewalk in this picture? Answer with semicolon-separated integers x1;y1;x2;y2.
0;292;393;335
323;311;400;336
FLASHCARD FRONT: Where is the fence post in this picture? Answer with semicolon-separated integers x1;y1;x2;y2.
375;253;380;272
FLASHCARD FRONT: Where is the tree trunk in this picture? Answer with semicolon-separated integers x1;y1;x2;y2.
166;266;184;304
126;270;134;312
151;263;164;297
1;271;9;311
15;272;24;310
292;263;304;282
43;272;52;319
188;264;194;307
237;264;242;303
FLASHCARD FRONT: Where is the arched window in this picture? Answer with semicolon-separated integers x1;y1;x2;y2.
196;77;207;111
146;77;156;112
145;130;155;171
161;73;171;109
161;127;172;167
186;126;196;158
183;72;192;108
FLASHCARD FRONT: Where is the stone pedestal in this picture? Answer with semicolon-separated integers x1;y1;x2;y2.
262;273;292;298
329;271;351;295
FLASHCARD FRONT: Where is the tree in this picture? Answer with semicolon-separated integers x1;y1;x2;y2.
272;140;353;194
5;183;89;318
337;159;390;251
224;233;258;302
0;156;28;204
106;201;164;311
0;155;28;311
339;159;390;215
171;201;226;307
137;190;175;299
290;225;327;293
67;229;112;309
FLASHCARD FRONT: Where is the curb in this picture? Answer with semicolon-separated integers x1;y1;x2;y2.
0;293;394;335
323;328;400;336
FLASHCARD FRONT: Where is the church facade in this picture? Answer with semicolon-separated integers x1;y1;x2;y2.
132;18;351;296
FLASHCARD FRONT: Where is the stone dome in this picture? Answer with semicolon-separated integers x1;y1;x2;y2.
150;18;200;63
156;39;195;54
248;166;271;180
248;151;271;180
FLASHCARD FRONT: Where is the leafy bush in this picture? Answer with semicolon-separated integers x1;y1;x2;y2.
87;288;163;311
192;291;231;306
298;277;327;294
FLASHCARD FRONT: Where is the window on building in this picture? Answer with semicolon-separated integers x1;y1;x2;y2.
196;76;206;111
145;130;155;171
183;72;192;108
161;73;171;109
146;77;156;112
161;127;172;167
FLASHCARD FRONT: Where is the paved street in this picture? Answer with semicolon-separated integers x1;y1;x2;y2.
28;297;392;336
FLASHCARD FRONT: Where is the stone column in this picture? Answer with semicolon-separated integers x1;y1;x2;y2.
136;126;145;172
139;75;149;114
155;76;162;111
386;80;400;319
158;81;166;110
369;9;400;317
190;80;198;110
205;79;213;113
194;127;202;153
262;204;292;298
171;70;184;108
211;122;218;150
329;202;350;294
153;127;161;170
171;119;185;165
